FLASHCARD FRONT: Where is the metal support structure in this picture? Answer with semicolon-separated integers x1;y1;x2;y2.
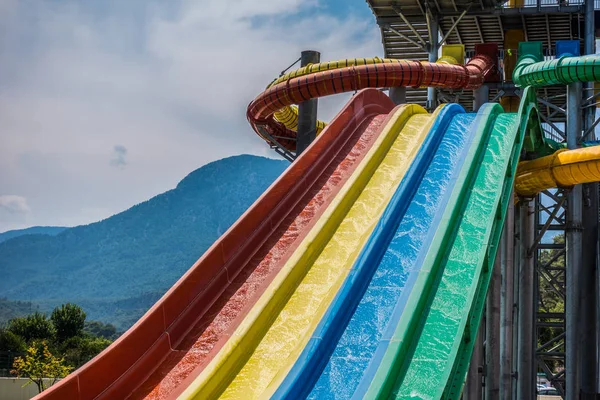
584;0;595;133
389;87;407;105
474;86;490;112
427;16;439;110
581;0;599;395
581;182;599;395
486;245;501;399
392;5;428;47
566;81;583;400
465;319;484;400
517;200;535;400
439;9;468;46
296;50;320;155
386;25;427;51
513;204;521;400
500;199;515;399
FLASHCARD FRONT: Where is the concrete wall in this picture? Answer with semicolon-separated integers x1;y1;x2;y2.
0;378;57;400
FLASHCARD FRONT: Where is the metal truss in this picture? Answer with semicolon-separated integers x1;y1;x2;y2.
533;81;600;398
533;87;568;397
534;188;567;395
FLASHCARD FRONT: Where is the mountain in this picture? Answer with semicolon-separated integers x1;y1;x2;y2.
0;155;288;329
0;226;67;244
0;298;40;325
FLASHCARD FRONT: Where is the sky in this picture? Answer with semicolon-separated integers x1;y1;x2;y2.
0;0;384;232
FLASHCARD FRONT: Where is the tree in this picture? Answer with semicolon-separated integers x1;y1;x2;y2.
61;336;112;368
51;303;86;342
11;341;72;393
7;312;55;343
0;328;26;353
84;320;118;340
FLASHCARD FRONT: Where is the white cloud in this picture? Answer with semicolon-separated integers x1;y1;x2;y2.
0;0;382;232
0;195;30;214
0;195;32;230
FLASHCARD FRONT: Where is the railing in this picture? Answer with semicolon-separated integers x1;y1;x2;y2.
501;0;588;7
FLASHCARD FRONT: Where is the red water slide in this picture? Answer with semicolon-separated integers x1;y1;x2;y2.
35;89;396;400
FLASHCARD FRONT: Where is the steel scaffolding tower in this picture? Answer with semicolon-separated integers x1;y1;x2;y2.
365;0;599;398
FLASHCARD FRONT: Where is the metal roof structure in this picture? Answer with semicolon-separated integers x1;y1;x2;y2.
366;0;587;116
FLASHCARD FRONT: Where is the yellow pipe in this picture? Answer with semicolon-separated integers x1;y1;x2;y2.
178;104;443;400
516;146;600;196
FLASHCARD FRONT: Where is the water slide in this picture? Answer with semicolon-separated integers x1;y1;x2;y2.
36;45;600;399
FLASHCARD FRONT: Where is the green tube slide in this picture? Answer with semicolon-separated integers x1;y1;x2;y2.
513;42;600;88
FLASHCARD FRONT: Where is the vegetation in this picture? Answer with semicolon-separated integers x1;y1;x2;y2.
11;341;72;393
51;304;86;342
0;155;287;330
1;303;119;387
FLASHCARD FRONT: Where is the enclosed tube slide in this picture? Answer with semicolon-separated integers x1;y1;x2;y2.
516;146;600;196
35;89;396;400
247;55;495;151
514;53;600;88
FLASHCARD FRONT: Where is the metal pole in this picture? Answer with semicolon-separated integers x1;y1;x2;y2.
296;50;320;155
486;246;501;399
427;16;438;110
512;205;521;400
581;182;599;394
517;200;535;400
566;81;583;400
500;198;515;399
465;320;484;400
389;87;407;105
474;86;490;112
584;0;595;132
582;1;599;394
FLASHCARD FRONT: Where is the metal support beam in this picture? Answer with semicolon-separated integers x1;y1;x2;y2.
427;15;439;110
392;6;427;47
296;50;320;156
486;245;501;399
584;0;595;133
500;199;515;399
517;200;535;400
386;25;427;52
566;81;583;400
474;86;489;112
582;1;599;393
389;87;406;105
513;205;521;400
439;9;468;46
465;319;484;400
581;182;598;394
